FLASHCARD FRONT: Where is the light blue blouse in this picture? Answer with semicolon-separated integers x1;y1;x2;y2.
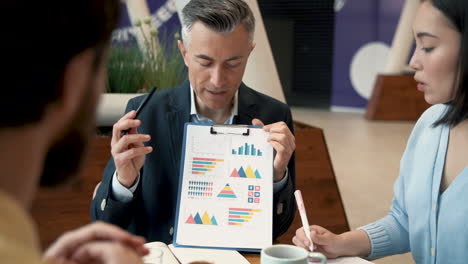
360;104;468;264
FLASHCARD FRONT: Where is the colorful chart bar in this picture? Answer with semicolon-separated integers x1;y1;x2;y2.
192;168;211;171
193;158;224;162
229;219;248;223
193;161;216;165
232;144;263;156
228;215;252;219
229;211;251;215
228;208;262;226
229;208;262;212
191;157;224;175
192;165;215;168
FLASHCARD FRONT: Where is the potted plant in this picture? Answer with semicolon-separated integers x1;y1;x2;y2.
97;18;186;126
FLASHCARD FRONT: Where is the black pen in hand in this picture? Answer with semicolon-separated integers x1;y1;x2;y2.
121;86;157;135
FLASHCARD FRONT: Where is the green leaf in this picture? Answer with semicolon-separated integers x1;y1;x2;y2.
107;27;187;93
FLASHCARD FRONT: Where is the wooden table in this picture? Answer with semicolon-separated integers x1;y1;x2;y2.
244;253;260;264
31;123;350;260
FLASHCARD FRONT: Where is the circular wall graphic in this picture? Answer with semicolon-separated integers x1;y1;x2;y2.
335;0;347;12
350;42;390;99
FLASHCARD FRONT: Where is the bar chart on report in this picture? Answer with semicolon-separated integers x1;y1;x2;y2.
232;143;263;156
228;208;262;226
191;157;224;175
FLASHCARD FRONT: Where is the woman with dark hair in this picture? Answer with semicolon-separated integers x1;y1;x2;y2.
293;0;468;263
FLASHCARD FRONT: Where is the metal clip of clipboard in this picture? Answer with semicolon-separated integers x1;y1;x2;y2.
210;125;250;136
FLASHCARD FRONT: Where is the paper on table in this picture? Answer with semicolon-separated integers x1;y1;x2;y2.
169;244;250;264
327;256;374;264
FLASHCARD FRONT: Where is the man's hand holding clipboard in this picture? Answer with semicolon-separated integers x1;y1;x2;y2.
251;118;295;182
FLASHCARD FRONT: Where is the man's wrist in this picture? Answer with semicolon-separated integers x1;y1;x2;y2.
116;171;137;188
274;169;287;182
111;171;139;202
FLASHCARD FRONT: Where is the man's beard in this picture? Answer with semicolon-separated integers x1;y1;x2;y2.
39;123;92;187
39;76;99;187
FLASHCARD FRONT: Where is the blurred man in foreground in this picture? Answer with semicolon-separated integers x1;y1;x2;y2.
0;1;148;263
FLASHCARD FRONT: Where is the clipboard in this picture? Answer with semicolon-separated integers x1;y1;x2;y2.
173;123;274;252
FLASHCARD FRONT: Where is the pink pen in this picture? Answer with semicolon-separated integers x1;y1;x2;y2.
294;190;314;252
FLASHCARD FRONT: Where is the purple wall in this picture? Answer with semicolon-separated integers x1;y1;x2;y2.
331;0;405;109
113;0;181;44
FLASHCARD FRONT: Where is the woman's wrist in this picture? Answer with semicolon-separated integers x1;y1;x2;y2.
338;230;371;257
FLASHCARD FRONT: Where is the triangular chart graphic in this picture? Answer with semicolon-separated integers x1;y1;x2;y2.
187;212;218;225
254;169;261;179
185;214;195;224
231;167;261;179
201;211;212;225
230;168;240;177
238;167;247;178
194;213;202;224
217;184;237;198
245;166;255;178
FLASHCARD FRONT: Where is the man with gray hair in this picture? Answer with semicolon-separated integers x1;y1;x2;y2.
92;0;296;244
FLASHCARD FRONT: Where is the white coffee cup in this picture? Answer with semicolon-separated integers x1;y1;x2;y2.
261;244;326;264
143;242;164;264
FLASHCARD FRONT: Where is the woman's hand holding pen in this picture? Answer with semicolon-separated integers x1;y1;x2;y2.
111;110;153;187
293;225;343;258
293;226;372;259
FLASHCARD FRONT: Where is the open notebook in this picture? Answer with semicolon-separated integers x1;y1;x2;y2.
143;242;250;264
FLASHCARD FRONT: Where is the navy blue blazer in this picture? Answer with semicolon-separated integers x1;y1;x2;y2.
91;81;296;243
